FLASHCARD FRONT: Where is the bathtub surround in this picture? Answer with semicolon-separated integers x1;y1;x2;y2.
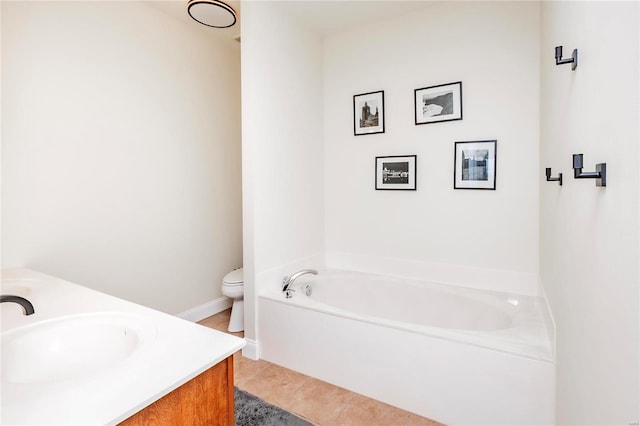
539;1;640;424
242;0;541;347
243;0;543;355
323;1;541;295
241;1;548;420
1;1;242;315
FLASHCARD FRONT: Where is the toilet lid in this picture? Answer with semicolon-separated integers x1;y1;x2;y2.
223;268;243;285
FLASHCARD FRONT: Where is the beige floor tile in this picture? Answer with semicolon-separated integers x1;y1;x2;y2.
405;413;445;426
233;354;272;387
332;394;410;426
198;309;231;331
241;363;312;409
284;378;355;425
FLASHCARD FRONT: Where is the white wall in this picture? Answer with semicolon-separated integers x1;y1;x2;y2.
324;1;541;295
240;1;325;346
540;2;639;424
1;1;242;314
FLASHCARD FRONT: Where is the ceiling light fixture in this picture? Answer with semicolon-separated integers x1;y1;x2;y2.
187;0;237;28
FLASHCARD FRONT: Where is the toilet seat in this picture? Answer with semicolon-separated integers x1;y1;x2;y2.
223;268;243;285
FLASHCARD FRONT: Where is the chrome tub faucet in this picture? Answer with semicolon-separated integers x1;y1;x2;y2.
282;269;317;298
0;294;35;315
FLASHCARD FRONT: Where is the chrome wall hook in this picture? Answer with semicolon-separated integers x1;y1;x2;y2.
573;154;606;187
545;168;563;186
555;45;578;70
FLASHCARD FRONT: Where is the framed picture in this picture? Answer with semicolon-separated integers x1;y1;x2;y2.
354;91;385;136
414;81;462;125
375;155;417;190
454;140;496;190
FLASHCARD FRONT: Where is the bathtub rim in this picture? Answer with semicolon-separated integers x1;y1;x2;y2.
258;269;553;363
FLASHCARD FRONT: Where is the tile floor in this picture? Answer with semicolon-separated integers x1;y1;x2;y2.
199;309;444;426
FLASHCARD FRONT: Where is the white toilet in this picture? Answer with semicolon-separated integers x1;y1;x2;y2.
221;268;244;332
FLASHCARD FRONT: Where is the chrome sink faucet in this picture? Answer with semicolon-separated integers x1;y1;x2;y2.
282;269;317;298
0;294;35;315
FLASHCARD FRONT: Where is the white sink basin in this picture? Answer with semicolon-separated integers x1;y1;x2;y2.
1;313;157;384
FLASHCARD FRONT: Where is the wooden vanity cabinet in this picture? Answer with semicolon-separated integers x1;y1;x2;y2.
119;355;234;426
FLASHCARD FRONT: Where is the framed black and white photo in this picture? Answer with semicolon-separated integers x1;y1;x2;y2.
414;82;462;125
375;155;417;190
454;140;496;190
354;91;385;136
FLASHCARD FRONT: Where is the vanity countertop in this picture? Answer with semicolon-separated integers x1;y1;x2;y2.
0;268;245;425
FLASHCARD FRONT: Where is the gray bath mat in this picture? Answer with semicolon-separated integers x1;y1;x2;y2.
234;387;312;426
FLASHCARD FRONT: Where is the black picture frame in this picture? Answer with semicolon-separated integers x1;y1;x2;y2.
354;91;385;136
375;155;417;190
454;140;497;190
414;81;463;125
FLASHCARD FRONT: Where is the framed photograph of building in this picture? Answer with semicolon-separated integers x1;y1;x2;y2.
454;140;496;190
375;155;417;190
414;82;462;125
354;90;385;136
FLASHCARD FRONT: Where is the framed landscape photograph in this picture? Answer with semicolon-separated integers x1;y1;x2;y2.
414;81;462;125
354;91;385;136
454;140;496;190
375;155;417;190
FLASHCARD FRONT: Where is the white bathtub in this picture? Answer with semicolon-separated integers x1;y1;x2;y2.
258;270;555;425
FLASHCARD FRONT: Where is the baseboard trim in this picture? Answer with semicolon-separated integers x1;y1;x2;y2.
176;296;232;322
242;338;259;360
